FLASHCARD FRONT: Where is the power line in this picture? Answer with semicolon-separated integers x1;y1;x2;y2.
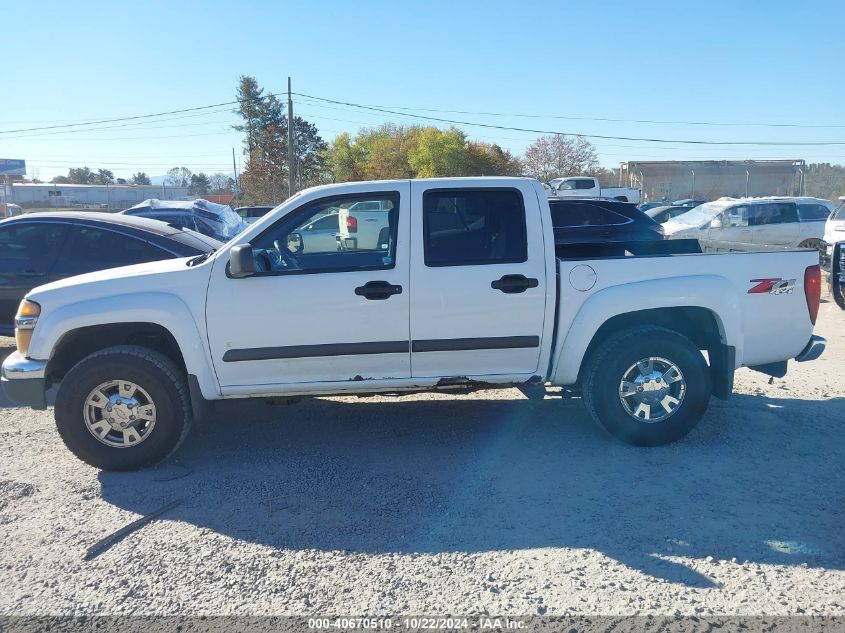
296;95;845;129
293;92;845;146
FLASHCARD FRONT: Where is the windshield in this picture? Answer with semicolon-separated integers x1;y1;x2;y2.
669;201;727;226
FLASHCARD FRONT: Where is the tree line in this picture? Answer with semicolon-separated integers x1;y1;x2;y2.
45;166;235;196
231;76;607;204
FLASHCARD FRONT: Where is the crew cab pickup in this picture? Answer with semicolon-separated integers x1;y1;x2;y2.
547;176;642;204
1;177;825;471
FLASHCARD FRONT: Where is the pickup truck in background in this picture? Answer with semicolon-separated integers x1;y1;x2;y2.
547;176;642;204
1;177;825;470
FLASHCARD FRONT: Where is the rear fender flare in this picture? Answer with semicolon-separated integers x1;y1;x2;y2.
550;275;741;386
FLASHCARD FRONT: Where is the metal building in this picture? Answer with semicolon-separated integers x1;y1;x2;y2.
620;160;806;202
5;183;190;210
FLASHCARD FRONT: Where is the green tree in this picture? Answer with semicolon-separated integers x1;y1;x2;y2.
116;178;128;185
188;172;211;195
92;169;114;185
408;127;476;177
131;172;151;185
66;167;94;184
233;76;328;201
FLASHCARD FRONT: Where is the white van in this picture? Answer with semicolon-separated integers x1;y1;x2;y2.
663;196;835;248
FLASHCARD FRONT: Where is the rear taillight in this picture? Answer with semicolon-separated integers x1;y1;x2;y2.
804;264;821;325
648;224;665;237
346;215;358;233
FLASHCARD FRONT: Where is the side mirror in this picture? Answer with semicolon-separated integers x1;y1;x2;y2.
832;242;845;310
710;217;723;229
229;243;254;278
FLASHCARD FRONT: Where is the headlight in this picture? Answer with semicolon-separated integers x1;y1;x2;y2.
14;300;40;357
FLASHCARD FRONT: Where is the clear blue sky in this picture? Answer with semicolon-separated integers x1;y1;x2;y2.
4;0;845;181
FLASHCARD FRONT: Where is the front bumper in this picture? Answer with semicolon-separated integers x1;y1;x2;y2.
1;351;47;409
794;335;826;363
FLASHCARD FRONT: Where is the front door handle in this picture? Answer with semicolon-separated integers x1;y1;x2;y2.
355;280;403;300
491;274;539;294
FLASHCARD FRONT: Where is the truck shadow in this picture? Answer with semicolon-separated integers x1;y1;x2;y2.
98;391;845;588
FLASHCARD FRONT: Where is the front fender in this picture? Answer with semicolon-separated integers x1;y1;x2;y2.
29;292;219;399
550;275;742;386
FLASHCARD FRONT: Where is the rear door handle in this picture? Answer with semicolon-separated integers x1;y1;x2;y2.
355;280;403;300
491;274;539;294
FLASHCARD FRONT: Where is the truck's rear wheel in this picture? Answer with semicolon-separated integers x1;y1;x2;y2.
582;326;711;446
55;345;191;471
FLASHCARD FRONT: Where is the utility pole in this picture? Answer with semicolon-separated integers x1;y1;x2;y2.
287;76;295;198
232;147;239;205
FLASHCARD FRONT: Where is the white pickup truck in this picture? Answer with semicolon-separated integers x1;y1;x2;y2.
1;177;826;471
547;176;641;204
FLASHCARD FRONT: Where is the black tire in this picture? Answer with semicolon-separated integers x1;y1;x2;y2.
582;326;711;446
55;345;192;471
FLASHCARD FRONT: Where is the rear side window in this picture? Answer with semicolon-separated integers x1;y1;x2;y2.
574;178;595;190
833;203;845;221
423;189;526;267
551;202;631;227
750;203;798;226
57;226;169;275
797;203;831;221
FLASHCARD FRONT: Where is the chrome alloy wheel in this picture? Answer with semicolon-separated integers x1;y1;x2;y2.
618;357;686;423
83;380;157;448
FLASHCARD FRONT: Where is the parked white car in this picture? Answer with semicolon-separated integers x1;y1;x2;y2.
821;197;845;268
547;176;641;204
1;177;825;470
663;196;835;248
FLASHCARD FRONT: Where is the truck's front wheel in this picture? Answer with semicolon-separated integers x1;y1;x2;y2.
55;346;191;471
582;326;711;446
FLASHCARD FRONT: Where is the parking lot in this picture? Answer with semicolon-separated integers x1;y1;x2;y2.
0;295;843;617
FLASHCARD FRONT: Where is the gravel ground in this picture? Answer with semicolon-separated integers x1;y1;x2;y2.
0;298;843;617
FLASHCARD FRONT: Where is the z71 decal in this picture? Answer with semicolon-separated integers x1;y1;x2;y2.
748;278;795;295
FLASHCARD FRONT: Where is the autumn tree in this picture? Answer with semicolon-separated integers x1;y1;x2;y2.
323;125;522;182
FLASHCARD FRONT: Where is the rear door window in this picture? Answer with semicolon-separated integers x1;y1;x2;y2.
423;189;526;266
56;226;170;276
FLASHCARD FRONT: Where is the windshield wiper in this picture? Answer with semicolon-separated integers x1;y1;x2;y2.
187;249;216;266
